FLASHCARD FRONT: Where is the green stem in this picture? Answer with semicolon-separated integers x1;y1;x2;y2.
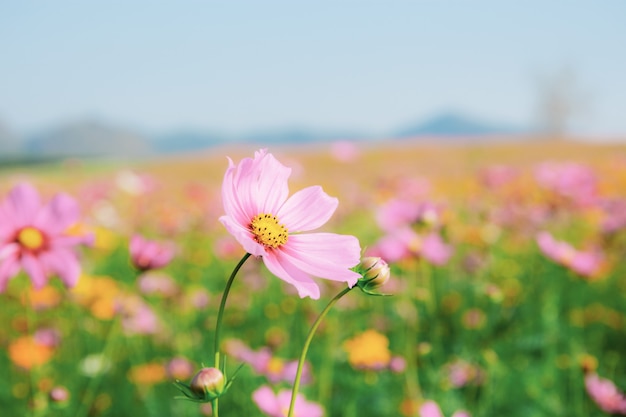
23;287;40;417
75;318;120;417
288;286;353;417
212;252;251;417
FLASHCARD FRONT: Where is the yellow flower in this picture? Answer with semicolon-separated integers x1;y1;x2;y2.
24;286;62;310
71;275;121;320
8;336;54;369
127;362;167;386
343;329;391;370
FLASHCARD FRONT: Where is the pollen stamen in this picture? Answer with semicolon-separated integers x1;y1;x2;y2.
250;213;288;248
17;227;45;251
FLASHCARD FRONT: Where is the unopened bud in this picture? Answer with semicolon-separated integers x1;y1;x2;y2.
359;257;390;289
190;367;225;398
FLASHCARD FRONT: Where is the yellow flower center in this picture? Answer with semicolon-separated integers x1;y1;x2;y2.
250;214;288;248
18;227;45;250
266;357;285;375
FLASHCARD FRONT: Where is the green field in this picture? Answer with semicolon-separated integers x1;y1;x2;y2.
1;139;625;416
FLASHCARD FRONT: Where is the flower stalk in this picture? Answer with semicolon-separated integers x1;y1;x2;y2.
287;286;353;417
212;252;251;417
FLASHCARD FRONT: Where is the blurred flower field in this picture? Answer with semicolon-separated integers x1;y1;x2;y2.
1;140;626;417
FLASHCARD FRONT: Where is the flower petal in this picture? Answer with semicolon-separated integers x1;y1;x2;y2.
0;253;21;292
6;183;41;228
21;253;47;289
253;150;291;214
40;249;81;288
222;150;292;229
277;186;338;232
219;215;265;257
0;243;20;261
222;158;255;226
419;401;445;417
252;386;279;416
34;192;79;234
367;233;410;263
263;250;321;299
50;234;94;248
280;233;362;287
0;202;15;238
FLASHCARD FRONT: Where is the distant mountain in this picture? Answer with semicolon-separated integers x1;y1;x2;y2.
240;127;364;145
394;112;522;138
151;127;365;153
0;121;22;156
152;130;228;153
25;120;152;157
2;111;530;160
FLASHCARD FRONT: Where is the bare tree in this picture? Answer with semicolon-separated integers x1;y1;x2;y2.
534;68;588;139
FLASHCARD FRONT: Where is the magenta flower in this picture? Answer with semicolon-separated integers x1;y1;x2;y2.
375;199;442;232
252;385;324;417
223;338;312;384
599;197;626;234
138;272;179;297
129;234;175;271
166;356;195;380
116;295;159;335
329;140;360;163
367;229;413;262
585;373;626;414
389;356;407;373
445;359;484;388
536;231;604;278
368;228;452;266
479;164;519;189
419;400;470;417
219;149;361;299
421;233;454;266
534;161;598;207
0;183;91;292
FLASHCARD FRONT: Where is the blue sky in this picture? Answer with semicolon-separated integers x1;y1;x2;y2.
1;1;625;138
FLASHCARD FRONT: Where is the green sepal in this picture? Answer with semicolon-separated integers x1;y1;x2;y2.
356;279;393;297
173;357;247;403
173;379;220;403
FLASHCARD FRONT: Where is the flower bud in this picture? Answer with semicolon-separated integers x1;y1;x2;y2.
190;367;225;398
358;257;390;289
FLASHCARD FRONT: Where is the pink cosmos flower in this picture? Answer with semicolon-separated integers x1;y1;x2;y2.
421;233;454;266
585;373;626;414
219;149;361;299
34;327;62;348
329;140;360;163
138;272;178;297
166;356;195;380
445;359;484;388
389;356;407;373
534;162;598;207
368;228;452;266
536;231;604;278
367;228;413;262
223;339;311;384
129;234;175;272
419;400;470;417
599;197;626;234
0;183;91;292
478;164;519;190
116;295;159;335
252;385;324;417
375;199;442;232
